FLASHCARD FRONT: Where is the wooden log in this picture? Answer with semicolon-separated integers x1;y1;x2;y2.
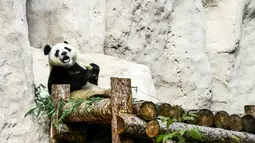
111;77;133;143
156;103;171;117
117;113;147;138
244;105;255;117
184;110;199;125
242;115;255;133
115;114;255;142
168;105;184;121
146;120;160;138
63;98;112;123
214;111;229;129
133;101;158;121
197;109;214;127
229;114;243;131
149;119;255;142
50;84;70;143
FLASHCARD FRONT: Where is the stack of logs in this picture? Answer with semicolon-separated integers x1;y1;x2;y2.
51;78;255;143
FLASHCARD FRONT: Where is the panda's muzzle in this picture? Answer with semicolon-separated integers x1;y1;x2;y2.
62;56;70;63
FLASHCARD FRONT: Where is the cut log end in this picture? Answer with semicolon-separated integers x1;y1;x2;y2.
242;114;255;133
244;105;255;117
117;114;147;138
214;111;229;129
197;109;214;127
184;110;199;125
117;116;125;134
169;105;184;121
229;114;243;131
146;120;160;138
157;103;171;117
140;101;158;121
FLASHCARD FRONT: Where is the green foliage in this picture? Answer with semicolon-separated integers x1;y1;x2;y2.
156;108;203;143
24;84;103;132
231;135;241;142
84;96;103;108
181;112;198;122
156;128;203;143
24;84;54;119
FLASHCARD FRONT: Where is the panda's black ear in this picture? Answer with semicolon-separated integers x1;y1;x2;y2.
44;45;51;55
64;41;68;44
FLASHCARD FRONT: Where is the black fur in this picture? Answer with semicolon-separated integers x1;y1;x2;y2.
64;47;71;52
47;62;100;94
44;45;51;55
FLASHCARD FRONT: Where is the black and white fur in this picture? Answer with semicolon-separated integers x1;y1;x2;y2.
44;41;99;94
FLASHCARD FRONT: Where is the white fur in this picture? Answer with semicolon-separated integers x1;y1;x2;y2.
48;43;77;67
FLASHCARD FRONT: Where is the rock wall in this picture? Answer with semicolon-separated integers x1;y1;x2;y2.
2;0;255;142
105;0;213;109
0;0;48;143
104;0;255;114
26;0;106;53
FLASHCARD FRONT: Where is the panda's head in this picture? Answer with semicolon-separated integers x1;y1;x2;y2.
44;41;77;68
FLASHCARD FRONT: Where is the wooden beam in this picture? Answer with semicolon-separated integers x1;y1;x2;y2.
50;84;70;143
117;113;147;137
115;114;255;142
63;98;112;124
148;119;255;142
110;77;133;143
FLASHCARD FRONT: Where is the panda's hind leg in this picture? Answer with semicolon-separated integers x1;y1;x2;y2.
71;83;111;100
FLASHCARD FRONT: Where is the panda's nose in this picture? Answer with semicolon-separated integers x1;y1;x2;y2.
62;51;67;56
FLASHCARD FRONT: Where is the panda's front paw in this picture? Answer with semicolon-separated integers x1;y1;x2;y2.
90;63;100;73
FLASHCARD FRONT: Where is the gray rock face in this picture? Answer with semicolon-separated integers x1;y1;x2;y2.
228;0;255;113
0;0;48;143
3;0;255;142
105;0;213;109
26;0;106;53
104;0;255;114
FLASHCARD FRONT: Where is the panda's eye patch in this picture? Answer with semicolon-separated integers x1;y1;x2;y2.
55;50;59;57
64;47;71;52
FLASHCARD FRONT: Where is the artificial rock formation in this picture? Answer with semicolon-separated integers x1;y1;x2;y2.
0;0;48;143
26;0;106;53
2;0;255;142
27;0;255;114
105;0;255;114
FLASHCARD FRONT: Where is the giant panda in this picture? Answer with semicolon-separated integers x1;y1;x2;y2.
44;41;110;99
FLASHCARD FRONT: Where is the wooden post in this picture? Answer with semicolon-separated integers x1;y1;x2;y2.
50;84;70;143
245;105;255;117
110;77;133;143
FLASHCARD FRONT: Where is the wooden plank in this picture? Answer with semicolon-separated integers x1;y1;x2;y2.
110;77;133;143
